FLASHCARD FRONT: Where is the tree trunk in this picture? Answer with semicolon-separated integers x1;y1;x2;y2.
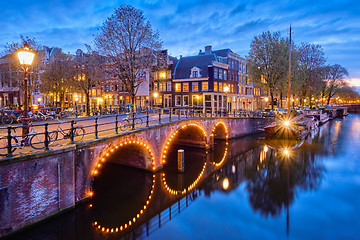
86;93;90;116
131;93;136;112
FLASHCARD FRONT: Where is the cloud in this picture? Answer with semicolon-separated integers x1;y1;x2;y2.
1;0;360;78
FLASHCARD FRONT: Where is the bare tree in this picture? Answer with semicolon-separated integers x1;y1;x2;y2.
247;31;288;109
41;52;75;108
297;43;326;107
94;5;162;111
324;64;348;104
74;46;105;116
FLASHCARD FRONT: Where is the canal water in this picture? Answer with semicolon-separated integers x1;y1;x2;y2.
4;114;360;240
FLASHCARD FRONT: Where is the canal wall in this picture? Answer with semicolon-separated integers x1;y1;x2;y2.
0;117;267;237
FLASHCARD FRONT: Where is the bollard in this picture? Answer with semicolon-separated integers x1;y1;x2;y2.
95;117;98;139
70;120;75;144
146;111;149;127
115;115;118;134
132;112;135;130
7;126;13;157
178;149;184;172
44;123;49;150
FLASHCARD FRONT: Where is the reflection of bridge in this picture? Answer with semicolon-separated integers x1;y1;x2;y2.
90;137;259;239
0;112;268;237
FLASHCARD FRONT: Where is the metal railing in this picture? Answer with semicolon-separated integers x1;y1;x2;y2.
0;106;268;158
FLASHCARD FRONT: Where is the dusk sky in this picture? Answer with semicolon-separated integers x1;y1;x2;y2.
1;0;360;84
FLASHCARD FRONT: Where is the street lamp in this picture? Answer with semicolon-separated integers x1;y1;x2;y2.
153;92;159;107
17;43;35;137
37;97;41;106
224;85;230;114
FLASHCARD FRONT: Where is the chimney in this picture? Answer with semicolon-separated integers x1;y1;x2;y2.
205;45;212;54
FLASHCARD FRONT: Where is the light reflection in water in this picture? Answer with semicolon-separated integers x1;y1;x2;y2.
6;115;360;240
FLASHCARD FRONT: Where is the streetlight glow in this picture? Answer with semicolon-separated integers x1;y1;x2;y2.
17;46;35;66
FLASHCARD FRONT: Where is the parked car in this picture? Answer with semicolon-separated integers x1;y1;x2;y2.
263;108;276;116
276;108;287;115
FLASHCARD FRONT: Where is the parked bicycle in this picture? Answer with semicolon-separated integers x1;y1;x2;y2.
0;123;55;156
119;114;144;131
49;120;85;142
1;110;23;125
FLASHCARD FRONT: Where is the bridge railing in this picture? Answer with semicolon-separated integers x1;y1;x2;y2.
0;107;264;158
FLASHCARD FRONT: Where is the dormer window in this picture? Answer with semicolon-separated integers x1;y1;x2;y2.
190;66;201;78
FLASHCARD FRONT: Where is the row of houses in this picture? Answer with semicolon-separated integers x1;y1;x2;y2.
0;45;268;112
100;45;268;112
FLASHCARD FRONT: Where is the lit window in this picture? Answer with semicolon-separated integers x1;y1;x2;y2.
154;82;158;91
219;82;223;92
214;82;218;91
202;82;208;91
183;83;189;92
192;82;198;92
160;82;166;91
175;83;181;92
159;72;166;79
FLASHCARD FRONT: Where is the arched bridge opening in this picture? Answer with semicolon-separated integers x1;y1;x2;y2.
161;123;208;195
210;122;229;167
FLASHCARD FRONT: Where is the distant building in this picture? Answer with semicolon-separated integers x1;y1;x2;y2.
173;45;260;112
150;49;178;108
0;55;19;107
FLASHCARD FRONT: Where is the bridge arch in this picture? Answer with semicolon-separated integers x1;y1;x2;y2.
92;140;156;177
210;121;229;167
161;123;208;164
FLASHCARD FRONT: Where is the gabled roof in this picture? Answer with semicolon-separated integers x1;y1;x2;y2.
212;49;233;58
174;54;217;79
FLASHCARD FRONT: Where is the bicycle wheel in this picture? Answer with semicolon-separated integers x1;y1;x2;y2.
30;133;50;149
74;126;85;142
0;136;18;156
135;118;143;128
49;130;59;142
120;119;131;131
2;115;13;125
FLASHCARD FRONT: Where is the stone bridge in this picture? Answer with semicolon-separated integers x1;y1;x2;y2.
0;116;267;237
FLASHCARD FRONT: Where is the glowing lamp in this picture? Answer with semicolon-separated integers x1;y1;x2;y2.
222;178;229;190
283;120;290;127
17;45;35;66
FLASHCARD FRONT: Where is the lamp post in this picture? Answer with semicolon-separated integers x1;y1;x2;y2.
37;97;41;109
17;43;35;137
224;85;230;114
